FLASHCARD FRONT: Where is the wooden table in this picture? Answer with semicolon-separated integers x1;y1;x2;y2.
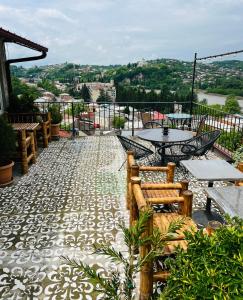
12;123;39;151
205;186;243;218
12;123;39;174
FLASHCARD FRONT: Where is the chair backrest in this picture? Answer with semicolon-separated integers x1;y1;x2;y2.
187;130;221;156
117;135;153;160
6;112;51;123
235;162;243;186
126;151;176;209
196;114;208;136
143;121;163;129
140;112;152;127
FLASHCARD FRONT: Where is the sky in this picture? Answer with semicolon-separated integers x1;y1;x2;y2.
1;0;243;66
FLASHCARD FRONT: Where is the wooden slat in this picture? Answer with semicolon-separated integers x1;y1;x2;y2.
147;196;184;205
143;189;179;199
141;182;182;190
153;271;170;282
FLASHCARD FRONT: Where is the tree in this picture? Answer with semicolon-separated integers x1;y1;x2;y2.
80;84;91;102
224;95;241;114
96;89;111;104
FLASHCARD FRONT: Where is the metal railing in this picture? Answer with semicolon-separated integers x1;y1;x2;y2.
35;101;242;157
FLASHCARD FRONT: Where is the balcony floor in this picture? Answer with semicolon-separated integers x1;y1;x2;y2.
0;136;226;299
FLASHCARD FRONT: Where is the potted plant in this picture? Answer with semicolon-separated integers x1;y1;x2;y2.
0;116;16;186
112;116;126;134
48;104;63;138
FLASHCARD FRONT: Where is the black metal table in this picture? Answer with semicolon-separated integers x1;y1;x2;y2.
136;128;193;165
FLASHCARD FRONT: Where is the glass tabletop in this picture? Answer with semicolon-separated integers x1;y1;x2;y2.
136;128;193;143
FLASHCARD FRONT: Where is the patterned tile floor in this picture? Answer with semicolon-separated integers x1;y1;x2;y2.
0;136;227;299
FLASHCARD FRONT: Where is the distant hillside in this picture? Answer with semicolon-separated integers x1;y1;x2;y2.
10;58;243;96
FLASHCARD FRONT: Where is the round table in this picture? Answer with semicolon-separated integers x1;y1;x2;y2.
136;128;193;164
166;113;192;129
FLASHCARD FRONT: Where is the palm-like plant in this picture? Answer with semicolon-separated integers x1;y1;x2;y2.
63;210;185;299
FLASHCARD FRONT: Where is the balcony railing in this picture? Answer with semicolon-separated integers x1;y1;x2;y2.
35;101;243;157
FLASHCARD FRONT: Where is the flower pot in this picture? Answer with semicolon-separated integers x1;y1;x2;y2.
51;123;60;138
0;161;14;187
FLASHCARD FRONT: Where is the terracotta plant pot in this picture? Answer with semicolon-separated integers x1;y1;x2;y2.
51;123;60;138
0;161;14;187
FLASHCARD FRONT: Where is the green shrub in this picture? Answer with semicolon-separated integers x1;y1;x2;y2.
0;116;16;165
160;216;243;300
112;116;126;129
48;104;63;124
232;146;243;166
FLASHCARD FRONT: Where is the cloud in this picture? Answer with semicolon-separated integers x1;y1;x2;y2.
1;0;243;65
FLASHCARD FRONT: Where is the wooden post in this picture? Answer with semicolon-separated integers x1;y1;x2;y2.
20;130;28;174
42;123;48;148
181;190;193;217
130;176;140;227
126;151;134;210
167;162;176;183
178;180;189;213
28;132;36;163
131;177;154;300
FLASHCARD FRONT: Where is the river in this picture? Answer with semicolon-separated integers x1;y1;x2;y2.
197;91;243;112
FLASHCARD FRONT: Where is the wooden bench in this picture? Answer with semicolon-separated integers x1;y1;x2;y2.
130;176;197;300
6;112;51;148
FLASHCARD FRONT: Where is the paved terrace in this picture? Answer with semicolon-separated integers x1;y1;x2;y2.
0;136;226;299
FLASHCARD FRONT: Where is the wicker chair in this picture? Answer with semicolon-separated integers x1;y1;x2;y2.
189;114;208;136
117;135;154;170
130;176;197;299
158;130;221;164
235;162;243;186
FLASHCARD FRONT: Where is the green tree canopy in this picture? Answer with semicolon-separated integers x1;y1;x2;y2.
224;95;241;114
80;84;91;102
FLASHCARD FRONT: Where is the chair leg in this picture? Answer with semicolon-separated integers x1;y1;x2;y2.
118;159;127;171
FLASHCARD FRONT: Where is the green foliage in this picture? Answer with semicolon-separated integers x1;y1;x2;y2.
224;95;241;114
8;77;40;113
96;89;112;104
0;116;16;164
160;215;243;300
80;84;91;102
112;116;126;129
48;104;63;124
63;210;184;300
217;130;242;152
38;79;60;96
232;146;243;166
65;102;88;116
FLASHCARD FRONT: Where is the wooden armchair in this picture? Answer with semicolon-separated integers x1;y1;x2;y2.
127;151;180;210
235;162;243;186
130;176;197;300
6;112;51;148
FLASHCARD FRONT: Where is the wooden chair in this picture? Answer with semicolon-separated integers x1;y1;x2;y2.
6;112;51;148
126;151;179;210
130;176;197;300
235;162;243;186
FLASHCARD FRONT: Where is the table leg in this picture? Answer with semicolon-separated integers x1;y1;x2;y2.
160;142;166;165
206;181;213;212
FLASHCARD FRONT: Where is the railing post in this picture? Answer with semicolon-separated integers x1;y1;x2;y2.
71;102;75;138
132;106;135;136
190;52;197;129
